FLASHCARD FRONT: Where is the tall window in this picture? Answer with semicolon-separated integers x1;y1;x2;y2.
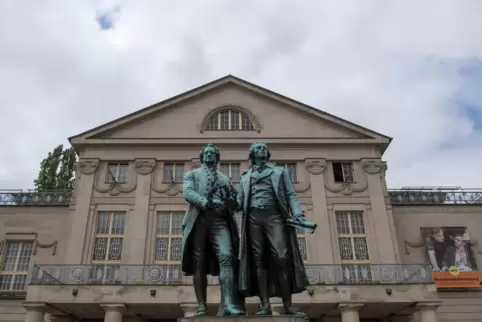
278;163;298;183
163;164;184;183
91;212;125;284
335;211;371;283
155;212;183;263
205;109;255;131
0;242;33;291
220;163;241;183
92;212;125;263
106;163;129;183
333;162;355;183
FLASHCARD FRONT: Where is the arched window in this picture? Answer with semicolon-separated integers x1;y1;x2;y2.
205;109;255;131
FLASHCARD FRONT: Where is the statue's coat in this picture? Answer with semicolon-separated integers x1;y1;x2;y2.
181;166;241;277
237;164;309;297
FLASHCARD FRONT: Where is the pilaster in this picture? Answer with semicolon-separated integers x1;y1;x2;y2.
305;159;334;264
65;158;99;264
361;159;396;263
124;159;155;264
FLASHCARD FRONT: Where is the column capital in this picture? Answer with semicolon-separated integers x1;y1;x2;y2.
22;302;47;312
180;303;198;317
338;302;364;312
100;303;126;313
135;158;156;175
305;158;327;175
360;158;387;175
78;158;100;175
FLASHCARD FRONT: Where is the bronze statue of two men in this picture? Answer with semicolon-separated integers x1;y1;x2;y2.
181;142;315;317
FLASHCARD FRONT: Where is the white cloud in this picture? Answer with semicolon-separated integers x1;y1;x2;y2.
0;0;481;189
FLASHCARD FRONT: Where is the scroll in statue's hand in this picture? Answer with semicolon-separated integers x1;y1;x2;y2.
293;214;306;221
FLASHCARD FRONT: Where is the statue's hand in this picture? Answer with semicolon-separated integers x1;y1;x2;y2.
211;199;224;207
225;197;238;211
293;214;307;222
200;198;209;210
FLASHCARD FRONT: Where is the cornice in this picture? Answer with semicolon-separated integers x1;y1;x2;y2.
73;138;387;146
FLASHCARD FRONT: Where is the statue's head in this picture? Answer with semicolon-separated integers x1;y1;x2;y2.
199;143;220;165
249;141;271;163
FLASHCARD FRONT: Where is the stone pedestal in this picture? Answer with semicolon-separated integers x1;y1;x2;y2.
178;316;308;322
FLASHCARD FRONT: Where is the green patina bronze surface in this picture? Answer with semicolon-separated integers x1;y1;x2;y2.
181;142;316;317
237;141;315;317
181;144;244;317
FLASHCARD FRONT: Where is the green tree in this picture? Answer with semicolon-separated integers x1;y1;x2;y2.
34;144;77;191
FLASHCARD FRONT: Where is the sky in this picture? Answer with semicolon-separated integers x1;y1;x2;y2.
0;0;481;190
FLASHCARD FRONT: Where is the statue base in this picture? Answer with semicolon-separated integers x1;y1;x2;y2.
178;316;308;322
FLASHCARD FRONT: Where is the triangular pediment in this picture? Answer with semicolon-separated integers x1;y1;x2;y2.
69;75;391;152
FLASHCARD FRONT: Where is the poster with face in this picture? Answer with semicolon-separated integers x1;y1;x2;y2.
421;227;477;272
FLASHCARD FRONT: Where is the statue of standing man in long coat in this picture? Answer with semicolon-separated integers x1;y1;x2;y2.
181;143;245;316
237;141;312;317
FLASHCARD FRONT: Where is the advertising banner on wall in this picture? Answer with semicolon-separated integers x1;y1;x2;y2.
421;227;481;288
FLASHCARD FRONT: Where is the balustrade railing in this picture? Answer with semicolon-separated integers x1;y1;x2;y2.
0;189;72;206
30;264;433;286
388;188;482;205
3;188;481;206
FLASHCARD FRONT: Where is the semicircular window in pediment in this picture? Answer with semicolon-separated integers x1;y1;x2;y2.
205;109;255;131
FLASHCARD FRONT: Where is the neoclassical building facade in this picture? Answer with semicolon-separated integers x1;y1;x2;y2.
1;76;481;322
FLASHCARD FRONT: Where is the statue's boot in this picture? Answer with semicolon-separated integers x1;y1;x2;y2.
193;273;208;316
195;303;208;316
283;305;307;317
223;304;245;316
255;304;273;316
220;267;245;316
254;268;273;315
279;271;307;317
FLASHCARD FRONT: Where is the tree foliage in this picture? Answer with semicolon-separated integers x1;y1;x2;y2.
34;144;77;191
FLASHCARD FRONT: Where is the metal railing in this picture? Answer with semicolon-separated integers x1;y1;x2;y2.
30;264;433;286
2;187;481;206
0;291;27;299
0;189;72;206
388;187;482;205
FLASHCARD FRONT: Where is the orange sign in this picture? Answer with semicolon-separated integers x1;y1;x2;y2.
433;267;481;288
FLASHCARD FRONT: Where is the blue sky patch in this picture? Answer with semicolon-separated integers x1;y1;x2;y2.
454;58;482;130
96;6;121;30
461;104;482;131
